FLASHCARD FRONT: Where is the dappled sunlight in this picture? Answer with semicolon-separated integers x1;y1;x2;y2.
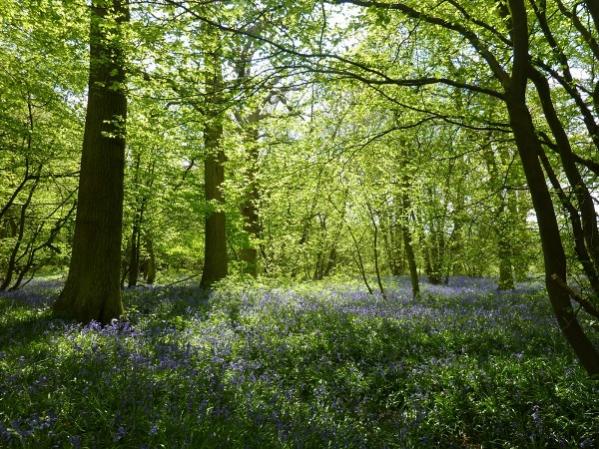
0;278;596;447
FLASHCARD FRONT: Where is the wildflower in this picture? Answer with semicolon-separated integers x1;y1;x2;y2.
68;435;82;448
531;405;542;428
113;426;126;442
580;438;595;449
0;422;11;442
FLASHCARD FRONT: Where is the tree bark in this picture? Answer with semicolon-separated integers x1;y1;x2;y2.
507;95;599;375
127;229;140;287
506;0;599;375
529;68;599;278
200;42;228;289
538;146;599;295
497;228;515;290
399;169;419;297
367;204;388;300
144;234;156;284
239;124;261;277
53;0;128;323
584;0;599;34
1;171;40;291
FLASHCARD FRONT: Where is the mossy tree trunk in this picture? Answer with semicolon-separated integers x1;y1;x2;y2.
53;0;128;323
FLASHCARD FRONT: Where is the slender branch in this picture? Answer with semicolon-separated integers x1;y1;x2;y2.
552;274;599;319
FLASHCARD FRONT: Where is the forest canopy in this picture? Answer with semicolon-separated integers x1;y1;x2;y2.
1;0;599;445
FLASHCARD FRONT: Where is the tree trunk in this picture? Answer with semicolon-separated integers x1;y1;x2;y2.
367;204;387;300
507;96;599;375
400;190;419;297
381;211;404;276
402;224;419;297
497;233;515;290
239;125;260;277
144;234;156;284
53;0;128;323
497;194;515;290
584;0;599;34
529;68;599;278
127;229;140;287
1;172;39;291
127;198;146;288
482;144;515;290
200;42;228;289
506;0;599;375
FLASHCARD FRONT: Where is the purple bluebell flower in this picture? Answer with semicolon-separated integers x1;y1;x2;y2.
114;426;126;441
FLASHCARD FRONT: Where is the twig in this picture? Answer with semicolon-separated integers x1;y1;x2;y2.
163;273;202;288
551;274;599;319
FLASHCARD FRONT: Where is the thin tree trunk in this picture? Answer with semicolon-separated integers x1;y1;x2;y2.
381;210;404;276
1;171;39;291
11;198;76;291
400;193;419;298
529;68;599;278
538;146;599;294
0;161;35;223
367;204;387;300
127;154;142;287
240;125;260;277
506;0;599;375
128;195;147;287
497;227;515;290
144;234;156;284
53;0;128;323
127;229;140;287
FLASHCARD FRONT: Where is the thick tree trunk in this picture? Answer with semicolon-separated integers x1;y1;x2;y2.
200;46;228;289
53;0;128;323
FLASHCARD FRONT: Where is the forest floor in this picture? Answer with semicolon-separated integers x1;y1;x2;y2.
0;277;597;448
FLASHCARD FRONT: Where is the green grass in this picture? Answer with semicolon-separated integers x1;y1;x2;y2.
0;279;597;448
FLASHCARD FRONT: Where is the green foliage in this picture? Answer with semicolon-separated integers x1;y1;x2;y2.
0;0;85;287
0;281;596;448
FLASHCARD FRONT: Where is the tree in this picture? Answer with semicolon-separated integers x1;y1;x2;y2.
54;0;129;323
254;0;597;375
200;30;228;289
0;0;84;290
